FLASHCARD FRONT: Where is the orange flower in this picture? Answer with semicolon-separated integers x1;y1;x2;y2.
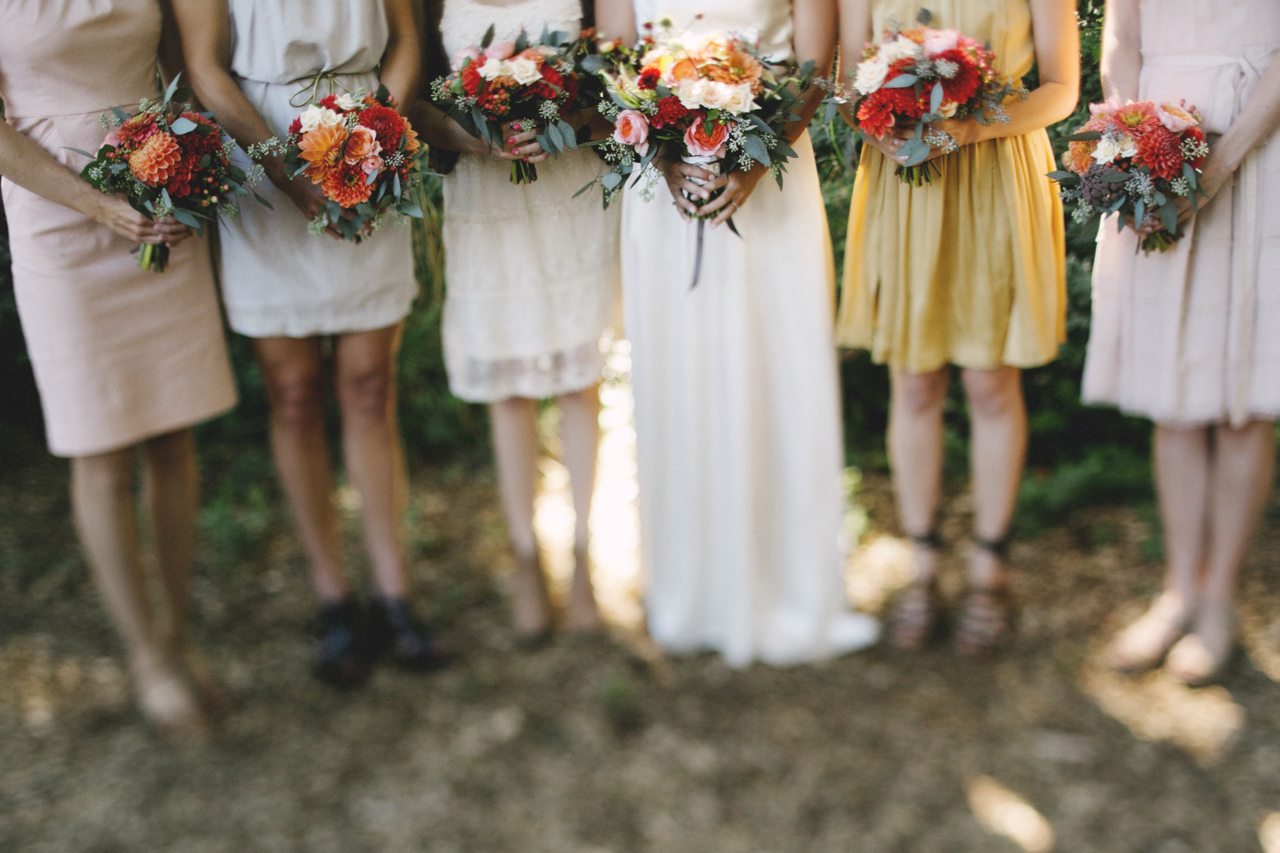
670;58;699;82
128;132;182;186
402;124;422;155
344;126;381;164
298;124;350;183
322;159;374;208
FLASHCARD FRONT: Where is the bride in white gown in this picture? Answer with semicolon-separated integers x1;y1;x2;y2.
596;0;881;666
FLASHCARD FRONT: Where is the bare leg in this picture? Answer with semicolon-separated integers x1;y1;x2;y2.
1108;424;1208;671
72;448;205;734
558;384;603;632
255;336;347;603
954;367;1026;655
961;367;1027;587
1168;420;1276;683
489;396;551;639
139;429;224;711
887;368;949;648
335;324;410;600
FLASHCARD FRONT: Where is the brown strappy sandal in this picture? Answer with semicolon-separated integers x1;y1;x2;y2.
955;535;1014;657
889;528;945;651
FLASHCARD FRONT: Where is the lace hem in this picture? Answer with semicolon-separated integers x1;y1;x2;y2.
446;335;609;403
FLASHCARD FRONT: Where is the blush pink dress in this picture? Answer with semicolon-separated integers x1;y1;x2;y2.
1083;0;1280;427
0;0;236;457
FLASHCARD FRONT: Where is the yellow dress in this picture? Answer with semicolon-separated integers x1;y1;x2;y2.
836;0;1066;373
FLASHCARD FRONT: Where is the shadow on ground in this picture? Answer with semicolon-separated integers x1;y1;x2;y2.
2;384;1279;852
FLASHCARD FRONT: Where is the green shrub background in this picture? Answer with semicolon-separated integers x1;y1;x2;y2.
0;2;1149;528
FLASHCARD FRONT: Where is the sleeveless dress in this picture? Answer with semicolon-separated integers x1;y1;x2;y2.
625;0;880;667
219;0;417;338
440;0;620;403
0;0;236;457
1083;0;1280;427
836;0;1067;374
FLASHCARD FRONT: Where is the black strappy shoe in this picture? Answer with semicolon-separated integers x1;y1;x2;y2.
366;598;453;673
314;597;373;689
955;534;1014;657
889;527;945;651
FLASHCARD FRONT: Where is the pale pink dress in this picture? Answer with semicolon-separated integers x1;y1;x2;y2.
0;0;237;457
1083;0;1280;427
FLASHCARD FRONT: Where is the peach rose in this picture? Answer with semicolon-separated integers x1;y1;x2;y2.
344;126;381;164
485;40;517;60
614;109;650;156
1157;102;1199;133
684;116;729;158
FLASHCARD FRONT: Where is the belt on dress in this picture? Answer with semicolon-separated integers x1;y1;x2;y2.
1143;49;1271;426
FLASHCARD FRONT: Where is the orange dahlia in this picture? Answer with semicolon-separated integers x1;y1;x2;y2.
128;132;183;186
298;124;350;184
322;160;374;208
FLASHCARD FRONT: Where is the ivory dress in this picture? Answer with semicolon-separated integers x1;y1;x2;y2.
1083;0;1280;427
836;0;1067;374
220;0;417;338
0;0;236;457
625;0;880;667
440;0;620;403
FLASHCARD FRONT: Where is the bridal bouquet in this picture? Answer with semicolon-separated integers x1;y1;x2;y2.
252;87;426;241
584;22;815;285
430;25;593;184
834;8;1021;185
1051;99;1210;253
75;77;265;272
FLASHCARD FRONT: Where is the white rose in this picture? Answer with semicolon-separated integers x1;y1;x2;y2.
700;81;733;110
721;84;758;115
854;56;890;95
299;106;343;132
479;59;513;81
879;34;923;65
1092;133;1137;166
510;57;542;86
676;79;709;110
334;93;361;111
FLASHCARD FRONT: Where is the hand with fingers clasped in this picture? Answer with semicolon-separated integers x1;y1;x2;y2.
91;194;192;246
661;160;767;227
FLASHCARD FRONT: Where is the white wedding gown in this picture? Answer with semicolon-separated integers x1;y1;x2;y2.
625;0;880;667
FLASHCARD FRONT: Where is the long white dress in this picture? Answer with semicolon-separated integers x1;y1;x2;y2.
440;0;620;403
218;0;418;338
624;0;880;667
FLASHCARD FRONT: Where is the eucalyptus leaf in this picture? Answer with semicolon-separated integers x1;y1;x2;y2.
170;116;198;136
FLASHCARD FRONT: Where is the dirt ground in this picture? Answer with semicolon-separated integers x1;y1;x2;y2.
2;407;1280;851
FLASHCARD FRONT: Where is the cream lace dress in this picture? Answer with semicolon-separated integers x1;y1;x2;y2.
440;0;620;403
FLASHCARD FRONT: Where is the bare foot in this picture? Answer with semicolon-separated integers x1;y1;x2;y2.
133;653;209;739
1166;600;1235;687
512;553;553;644
1107;593;1192;673
564;548;603;635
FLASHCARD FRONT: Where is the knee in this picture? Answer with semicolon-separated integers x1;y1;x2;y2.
963;369;1023;419
143;429;195;467
338;366;395;422
893;371;949;417
266;370;326;432
72;449;134;498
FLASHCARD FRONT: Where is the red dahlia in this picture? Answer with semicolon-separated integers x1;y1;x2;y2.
357;104;407;151
652;95;689;129
1135;129;1185;180
934;49;982;105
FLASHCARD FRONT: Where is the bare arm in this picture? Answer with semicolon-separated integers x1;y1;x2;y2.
381;0;422;109
169;0;333;227
1100;0;1140;102
594;0;637;44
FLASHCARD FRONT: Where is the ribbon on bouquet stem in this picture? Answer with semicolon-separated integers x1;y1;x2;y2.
683;154;724;290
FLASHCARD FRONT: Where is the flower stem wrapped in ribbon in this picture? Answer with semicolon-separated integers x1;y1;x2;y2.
73;75;269;272
582;20;817;287
431;25;597;185
1050;99;1210;253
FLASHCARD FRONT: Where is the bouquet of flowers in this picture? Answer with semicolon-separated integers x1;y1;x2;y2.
584;21;816;286
252;87;426;241
1050;99;1210;253
75;77;266;272
431;25;594;184
832;8;1021;185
